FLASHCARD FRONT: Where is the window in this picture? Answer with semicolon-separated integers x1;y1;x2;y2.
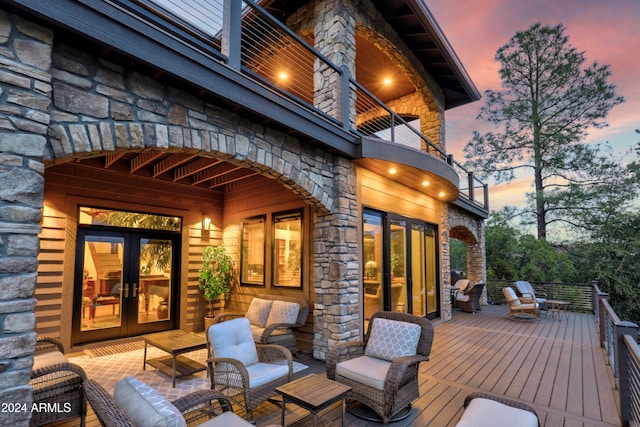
273;210;302;288
240;216;265;286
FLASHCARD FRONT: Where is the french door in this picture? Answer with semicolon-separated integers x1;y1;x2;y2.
72;228;179;345
363;209;439;323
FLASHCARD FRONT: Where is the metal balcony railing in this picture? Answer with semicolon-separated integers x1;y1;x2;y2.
130;0;488;209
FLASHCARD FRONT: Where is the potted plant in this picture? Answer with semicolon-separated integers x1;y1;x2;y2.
198;245;233;329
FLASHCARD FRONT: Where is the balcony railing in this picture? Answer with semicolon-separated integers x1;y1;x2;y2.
123;0;488;210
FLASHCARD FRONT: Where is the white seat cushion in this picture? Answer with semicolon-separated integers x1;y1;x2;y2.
336;355;391;390
245;298;273;328
455;397;538;427
250;325;290;343
115;376;186;427
200;411;254;427
365;317;421;361
246;362;290;388
208;317;259;367
32;351;68;371
456;293;470;302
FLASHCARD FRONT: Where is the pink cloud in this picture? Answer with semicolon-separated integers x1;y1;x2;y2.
428;0;640;210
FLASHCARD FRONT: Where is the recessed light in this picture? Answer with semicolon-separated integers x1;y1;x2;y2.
383;77;392;86
438;191;446;198
422;180;430;187
278;72;288;80
389;167;397;175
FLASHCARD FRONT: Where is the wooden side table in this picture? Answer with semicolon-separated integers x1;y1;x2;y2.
276;373;351;427
546;299;570;321
142;330;207;387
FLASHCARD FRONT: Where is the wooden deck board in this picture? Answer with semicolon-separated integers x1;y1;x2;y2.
51;305;620;427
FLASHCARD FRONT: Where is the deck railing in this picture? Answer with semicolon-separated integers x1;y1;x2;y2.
127;0;488;209
487;280;638;425
591;282;638;427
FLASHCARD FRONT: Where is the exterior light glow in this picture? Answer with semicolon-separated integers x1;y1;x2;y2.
438;191;446;198
278;72;288;80
202;217;211;230
422;180;430;187
388;167;397;175
383;77;392;86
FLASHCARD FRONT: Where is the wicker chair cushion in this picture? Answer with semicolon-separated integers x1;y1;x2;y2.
250;325;290;342
32;351;68;370
265;300;300;326
504;287;522;306
245;298;273;328
115;376;186;427
208;317;259;366
455;279;470;292
200;411;254;427
455;397;538;427
456;293;470;302
365;317;421;361
335;355;390;390
246;362;291;388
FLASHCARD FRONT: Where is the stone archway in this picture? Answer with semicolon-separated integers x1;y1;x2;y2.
449;207;486;294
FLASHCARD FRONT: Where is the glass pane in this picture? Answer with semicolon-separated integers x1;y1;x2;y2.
363;211;384;321
81;236;124;331
79;206;181;232
273;211;302;288
411;224;426;316
390;219;407;313
241;217;265;286
425;229;437;315
138;238;172;324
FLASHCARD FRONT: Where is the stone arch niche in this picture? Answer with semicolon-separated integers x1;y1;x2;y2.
448;206;486;295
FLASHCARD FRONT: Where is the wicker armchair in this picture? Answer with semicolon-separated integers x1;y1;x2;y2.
455;392;539;426
503;287;539;319
207;317;293;421
212;294;309;357
84;378;253;427
326;311;434;424
456;282;485;313
30;337;87;427
515;280;547;311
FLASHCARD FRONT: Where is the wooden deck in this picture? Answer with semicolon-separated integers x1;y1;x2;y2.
51;305;620;426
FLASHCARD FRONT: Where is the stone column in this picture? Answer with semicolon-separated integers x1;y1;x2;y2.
312;157;358;360
313;0;356;127
0;12;52;425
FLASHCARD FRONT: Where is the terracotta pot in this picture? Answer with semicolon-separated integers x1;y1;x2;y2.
204;316;216;331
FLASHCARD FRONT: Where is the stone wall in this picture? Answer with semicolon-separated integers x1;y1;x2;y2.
449;205;487;304
0;11;52;425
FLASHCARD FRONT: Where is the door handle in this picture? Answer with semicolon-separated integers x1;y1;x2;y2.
123;283;129;298
132;283;138;298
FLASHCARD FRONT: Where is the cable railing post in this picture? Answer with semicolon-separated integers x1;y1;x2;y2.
468;172;474;201
341;65;350;131
222;0;241;70
599;293;609;347
617;323;638;426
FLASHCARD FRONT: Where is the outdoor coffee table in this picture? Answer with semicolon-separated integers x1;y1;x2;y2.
142;330;207;387
276;373;351;427
546;299;570;321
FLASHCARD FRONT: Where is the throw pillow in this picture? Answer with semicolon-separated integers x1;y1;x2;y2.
114;376;186;427
365;317;421;362
265;300;300;326
245;298;273;328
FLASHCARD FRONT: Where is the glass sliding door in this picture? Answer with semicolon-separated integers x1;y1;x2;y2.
390;218;407;313
363;211;384;322
362;209;439;324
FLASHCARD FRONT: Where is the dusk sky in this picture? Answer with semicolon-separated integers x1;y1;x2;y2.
426;0;640;212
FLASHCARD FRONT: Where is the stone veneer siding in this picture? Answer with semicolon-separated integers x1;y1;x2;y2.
0;7;359;423
0;11;52;425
